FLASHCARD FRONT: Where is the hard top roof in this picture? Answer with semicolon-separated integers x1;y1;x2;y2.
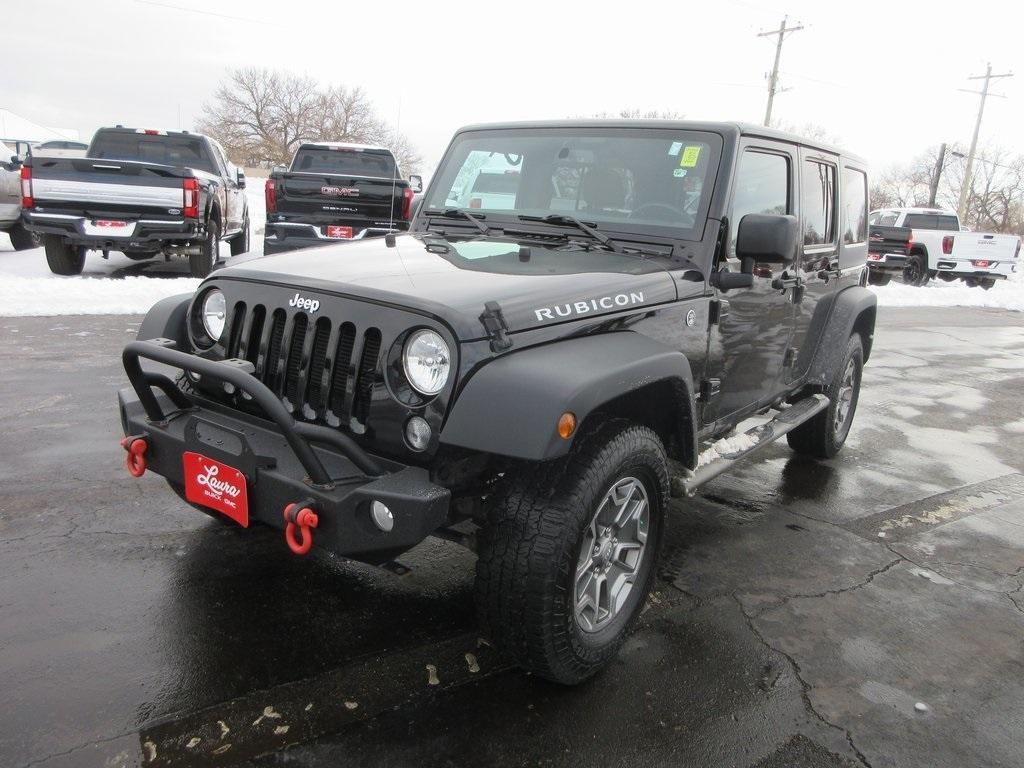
453;119;866;166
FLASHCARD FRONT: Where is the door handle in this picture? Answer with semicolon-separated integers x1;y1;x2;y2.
771;272;803;291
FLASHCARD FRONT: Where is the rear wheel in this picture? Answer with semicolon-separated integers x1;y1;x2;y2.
902;253;930;286
867;270;891;287
787;334;864;459
475;421;668;685
229;213;250;257
189;220;219;278
978;278;996;290
8;223;40;251
43;235;86;275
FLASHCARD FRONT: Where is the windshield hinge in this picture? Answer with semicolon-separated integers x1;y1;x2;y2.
479;301;513;352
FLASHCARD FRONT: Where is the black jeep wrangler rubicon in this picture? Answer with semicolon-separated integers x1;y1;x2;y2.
118;121;875;685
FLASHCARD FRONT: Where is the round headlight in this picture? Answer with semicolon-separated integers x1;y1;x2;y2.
402;329;450;396
201;289;226;342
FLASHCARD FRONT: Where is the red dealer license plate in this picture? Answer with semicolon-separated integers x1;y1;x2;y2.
95;220;128;228
183;452;249;527
326;225;353;239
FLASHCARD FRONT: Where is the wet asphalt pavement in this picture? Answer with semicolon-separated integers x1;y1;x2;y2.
1;307;1022;768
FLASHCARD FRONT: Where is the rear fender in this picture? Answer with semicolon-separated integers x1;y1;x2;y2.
806;286;877;386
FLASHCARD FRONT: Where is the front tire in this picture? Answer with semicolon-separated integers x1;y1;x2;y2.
189;220;219;278
44;235;86;275
787;334;864;459
8;223;40;251
475;421;668;685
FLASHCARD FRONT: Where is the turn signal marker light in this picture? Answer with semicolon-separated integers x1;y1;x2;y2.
558;412;577;439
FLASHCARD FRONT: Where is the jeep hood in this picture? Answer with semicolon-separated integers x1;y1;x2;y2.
220;234;680;340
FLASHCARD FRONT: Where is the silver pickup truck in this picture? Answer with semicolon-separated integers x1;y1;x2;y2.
0;142;40;250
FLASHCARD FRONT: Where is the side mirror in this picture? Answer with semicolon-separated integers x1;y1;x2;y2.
736;213;799;264
408;174;423;194
273;164;287;174
236;168;246;189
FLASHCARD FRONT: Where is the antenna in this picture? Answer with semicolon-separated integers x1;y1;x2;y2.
387;99;402;234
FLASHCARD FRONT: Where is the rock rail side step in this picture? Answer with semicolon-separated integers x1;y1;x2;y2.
672;394;830;497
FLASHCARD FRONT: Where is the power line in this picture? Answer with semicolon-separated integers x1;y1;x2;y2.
757;16;803;127
956;62;1013;219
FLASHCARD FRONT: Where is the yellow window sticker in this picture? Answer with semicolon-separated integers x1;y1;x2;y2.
679;146;702;168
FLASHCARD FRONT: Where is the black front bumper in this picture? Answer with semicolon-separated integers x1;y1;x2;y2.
119;338;451;563
24;211;201;249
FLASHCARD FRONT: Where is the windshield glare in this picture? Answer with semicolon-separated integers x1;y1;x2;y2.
425;128;720;238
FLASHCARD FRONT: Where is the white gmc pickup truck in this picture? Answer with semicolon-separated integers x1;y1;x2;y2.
867;207;1020;289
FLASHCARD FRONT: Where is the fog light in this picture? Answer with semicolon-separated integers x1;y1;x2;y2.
405;416;431;451
371;500;394;532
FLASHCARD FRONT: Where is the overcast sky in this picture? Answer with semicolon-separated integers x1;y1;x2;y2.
6;0;1021;173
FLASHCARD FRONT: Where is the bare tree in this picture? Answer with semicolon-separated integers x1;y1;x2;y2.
870;144;1024;235
198;68;422;174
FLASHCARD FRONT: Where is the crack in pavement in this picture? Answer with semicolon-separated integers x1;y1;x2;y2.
732;593;874;768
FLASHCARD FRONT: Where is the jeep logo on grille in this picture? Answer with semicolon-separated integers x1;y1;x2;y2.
288;292;320;313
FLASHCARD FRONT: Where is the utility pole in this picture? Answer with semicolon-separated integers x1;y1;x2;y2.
758;16;803;127
928;142;946;208
957;63;1013;220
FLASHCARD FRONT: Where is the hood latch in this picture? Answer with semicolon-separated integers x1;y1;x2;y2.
479;301;513;352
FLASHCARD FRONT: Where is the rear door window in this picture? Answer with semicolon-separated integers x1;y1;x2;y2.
801;160;837;247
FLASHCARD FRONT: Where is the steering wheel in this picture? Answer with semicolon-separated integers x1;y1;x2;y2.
630;202;685;221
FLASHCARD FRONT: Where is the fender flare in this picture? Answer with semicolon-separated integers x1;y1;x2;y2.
806;286;877;387
137;293;192;348
441;332;698;466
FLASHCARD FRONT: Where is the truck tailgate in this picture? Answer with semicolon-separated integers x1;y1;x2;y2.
275;172;404;224
29;156;189;216
951;232;1020;262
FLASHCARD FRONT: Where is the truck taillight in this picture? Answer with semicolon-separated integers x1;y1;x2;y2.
942;235;954;254
265;179;277;214
20;165;33;209
402;186;414;220
182;178;199;218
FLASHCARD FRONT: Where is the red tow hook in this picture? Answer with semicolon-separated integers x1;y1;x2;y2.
283;502;319;556
120;435;149;477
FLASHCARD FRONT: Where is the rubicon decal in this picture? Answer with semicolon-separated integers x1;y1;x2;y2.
534;292;645;322
288;292;320;313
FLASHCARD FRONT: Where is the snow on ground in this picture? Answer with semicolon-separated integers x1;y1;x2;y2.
0;181;266;316
870;267;1024;312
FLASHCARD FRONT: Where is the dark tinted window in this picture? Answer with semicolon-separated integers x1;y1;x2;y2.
88;131;215;173
903;213;958;231
292;147;397;178
731;151;789;253
842;168;868;244
802;160;836;246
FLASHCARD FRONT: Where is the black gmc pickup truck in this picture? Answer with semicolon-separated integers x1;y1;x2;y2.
118;120;875;686
22;127;249;277
263;142;421;254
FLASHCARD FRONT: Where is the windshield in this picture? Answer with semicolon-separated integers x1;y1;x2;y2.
291;147;397;178
88;131;216;173
424;127;721;239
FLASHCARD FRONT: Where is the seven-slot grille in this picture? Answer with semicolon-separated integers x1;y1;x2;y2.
224;301;383;430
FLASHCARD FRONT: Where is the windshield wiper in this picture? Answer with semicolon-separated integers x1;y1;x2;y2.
425;207;491;235
518;214;622;253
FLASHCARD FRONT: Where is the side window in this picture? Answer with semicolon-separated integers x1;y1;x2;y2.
842;168;868;244
802;160;837;246
730;150;790;255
